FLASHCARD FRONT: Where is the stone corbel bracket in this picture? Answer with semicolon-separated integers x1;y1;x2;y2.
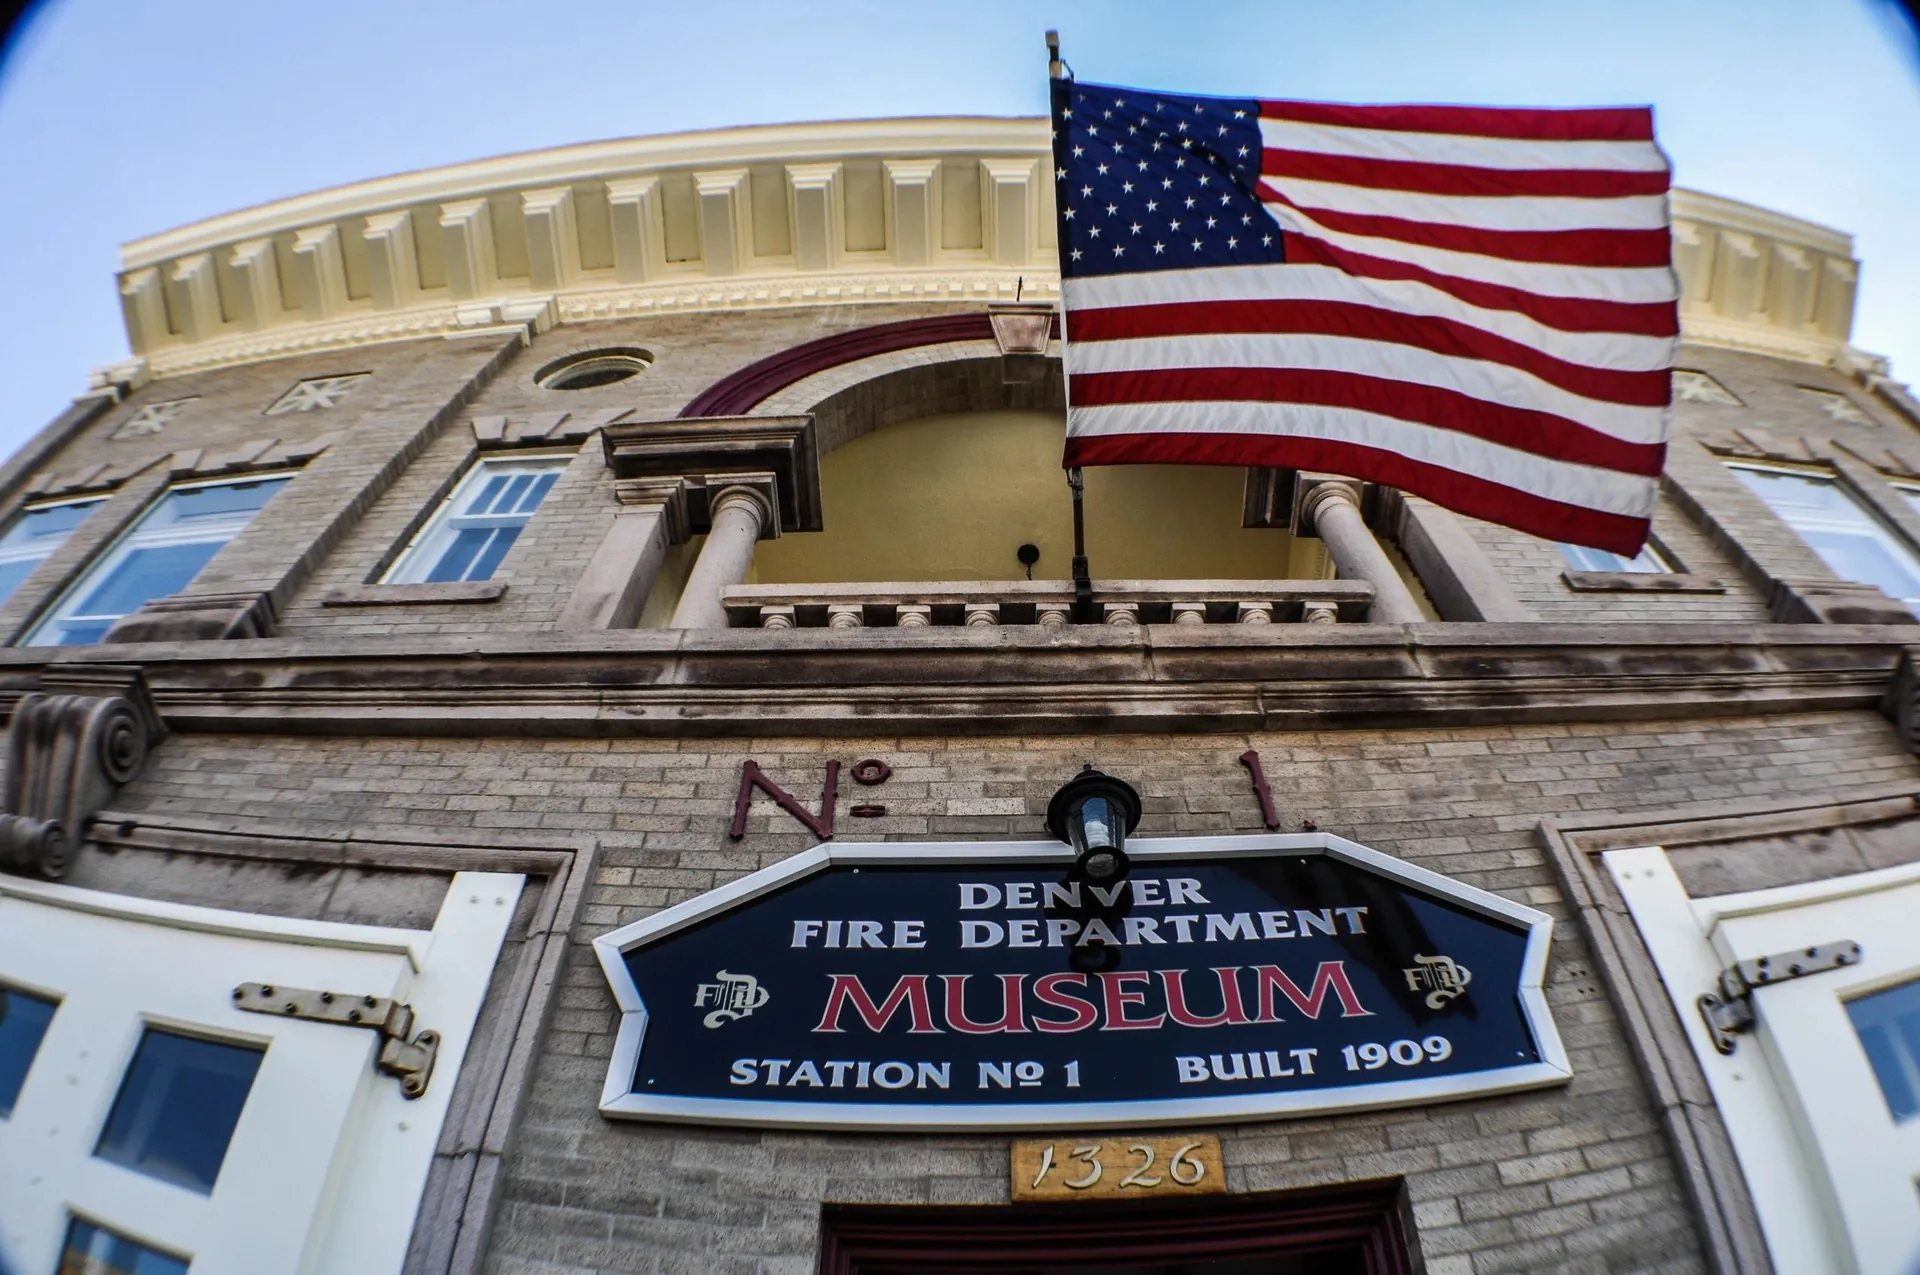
0;665;167;879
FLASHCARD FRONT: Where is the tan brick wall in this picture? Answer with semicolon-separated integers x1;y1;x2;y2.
95;710;1920;1275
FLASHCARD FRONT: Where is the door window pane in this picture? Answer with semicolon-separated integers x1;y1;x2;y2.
25;477;287;647
0;985;57;1116
1559;541;1669;573
0;499;101;608
383;457;567;584
94;1028;264;1194
59;1217;189;1275
1846;977;1920;1123
1731;466;1920;615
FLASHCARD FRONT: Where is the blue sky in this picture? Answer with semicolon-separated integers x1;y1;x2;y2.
1;0;1915;459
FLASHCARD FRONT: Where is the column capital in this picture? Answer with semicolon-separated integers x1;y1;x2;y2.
1294;474;1366;537
702;472;781;541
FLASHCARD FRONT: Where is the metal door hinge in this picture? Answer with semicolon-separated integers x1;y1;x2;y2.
1697;941;1860;1055
233;982;439;1098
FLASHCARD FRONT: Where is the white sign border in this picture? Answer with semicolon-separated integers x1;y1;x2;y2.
593;832;1571;1130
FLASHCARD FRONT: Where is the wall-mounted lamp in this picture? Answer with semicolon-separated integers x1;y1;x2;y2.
989;301;1054;385
1046;764;1142;884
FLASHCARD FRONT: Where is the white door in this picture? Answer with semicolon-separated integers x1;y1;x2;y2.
0;870;521;1275
1611;848;1920;1275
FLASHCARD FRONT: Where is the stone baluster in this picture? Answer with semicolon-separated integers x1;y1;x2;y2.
896;605;933;628
964;604;999;627
670;476;779;629
1037;606;1070;630
1103;603;1140;627
1299;480;1424;625
1236;602;1274;625
827;605;863;629
1171;603;1206;626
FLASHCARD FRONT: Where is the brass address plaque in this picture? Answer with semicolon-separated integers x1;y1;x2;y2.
1011;1133;1226;1202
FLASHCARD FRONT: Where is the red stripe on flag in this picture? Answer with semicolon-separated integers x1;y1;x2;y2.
1262;189;1671;268
1066;368;1666;475
1282;231;1680;337
1066;299;1670;407
1261;148;1670;199
1061;431;1651;556
1257;100;1655;143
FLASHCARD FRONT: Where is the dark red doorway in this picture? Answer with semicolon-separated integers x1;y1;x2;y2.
819;1179;1418;1275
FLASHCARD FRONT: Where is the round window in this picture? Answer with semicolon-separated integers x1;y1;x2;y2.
535;348;652;391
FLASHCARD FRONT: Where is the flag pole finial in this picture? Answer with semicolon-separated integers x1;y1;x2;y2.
1046;30;1066;81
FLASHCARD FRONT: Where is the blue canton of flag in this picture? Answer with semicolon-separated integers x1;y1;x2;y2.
1051;79;1285;278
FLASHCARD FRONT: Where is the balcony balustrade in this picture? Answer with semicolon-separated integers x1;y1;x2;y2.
719;579;1374;629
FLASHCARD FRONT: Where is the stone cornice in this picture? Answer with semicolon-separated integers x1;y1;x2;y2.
0;624;1905;739
122;118;1051;267
100;107;1874;384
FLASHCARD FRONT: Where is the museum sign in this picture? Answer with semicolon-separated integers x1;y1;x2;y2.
594;834;1569;1129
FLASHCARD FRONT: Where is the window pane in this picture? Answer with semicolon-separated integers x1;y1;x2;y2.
0;501;96;548
0;986;57;1116
1732;467;1920;610
513;470;559;514
1559;542;1665;573
0;558;40;608
0;501;101;608
94;1029;263;1194
489;474;535;516
162;478;286;522
59;1217;189;1275
387;458;567;584
467;525;523;580
1847;978;1920;1123
71;542;223;622
26;480;286;646
424;527;497;583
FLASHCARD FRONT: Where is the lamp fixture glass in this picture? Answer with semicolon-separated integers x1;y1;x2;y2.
1045;764;1143;884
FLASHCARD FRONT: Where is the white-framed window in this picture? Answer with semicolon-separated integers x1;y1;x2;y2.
0;498;103;608
22;475;290;647
382;455;568;585
1730;463;1920;616
1557;540;1671;574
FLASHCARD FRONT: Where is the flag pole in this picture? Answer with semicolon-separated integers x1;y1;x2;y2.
1049;30;1095;624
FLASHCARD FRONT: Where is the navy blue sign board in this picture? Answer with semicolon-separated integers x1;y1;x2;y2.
595;834;1569;1129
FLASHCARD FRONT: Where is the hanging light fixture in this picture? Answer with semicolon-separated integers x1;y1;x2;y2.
1045;764;1143;884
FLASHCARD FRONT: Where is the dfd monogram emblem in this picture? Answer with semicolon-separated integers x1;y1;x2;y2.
694;970;770;1028
1403;953;1473;1009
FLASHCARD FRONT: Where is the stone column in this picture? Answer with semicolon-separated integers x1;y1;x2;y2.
670;477;779;629
556;478;688;630
1300;480;1424;625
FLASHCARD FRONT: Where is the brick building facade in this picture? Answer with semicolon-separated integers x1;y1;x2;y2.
2;118;1919;1275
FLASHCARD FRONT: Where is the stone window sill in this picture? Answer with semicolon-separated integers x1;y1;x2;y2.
1561;570;1726;594
323;581;507;607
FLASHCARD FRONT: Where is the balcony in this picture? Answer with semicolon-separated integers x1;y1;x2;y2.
720;578;1374;629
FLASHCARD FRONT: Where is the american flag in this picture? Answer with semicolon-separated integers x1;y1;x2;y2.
1051;78;1677;555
